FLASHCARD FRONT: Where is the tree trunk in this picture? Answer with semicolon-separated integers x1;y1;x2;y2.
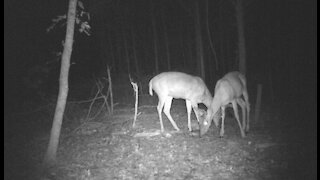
44;0;77;165
179;28;186;69
194;1;205;80
115;32;122;73
131;27;140;75
108;30;116;70
123;28;131;74
204;0;218;72
98;30;108;72
235;0;247;75
218;5;225;74
161;11;171;71
151;0;159;74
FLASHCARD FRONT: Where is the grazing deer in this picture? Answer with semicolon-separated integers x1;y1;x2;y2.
200;71;250;138
149;72;212;132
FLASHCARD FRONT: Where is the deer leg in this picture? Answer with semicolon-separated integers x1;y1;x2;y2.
246;102;250;132
243;91;250;132
191;103;200;122
157;96;166;132
232;101;246;138
186;100;192;131
191;103;203;131
220;106;226;137
237;98;247;132
163;97;180;131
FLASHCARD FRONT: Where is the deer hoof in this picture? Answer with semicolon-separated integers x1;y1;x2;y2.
190;130;200;137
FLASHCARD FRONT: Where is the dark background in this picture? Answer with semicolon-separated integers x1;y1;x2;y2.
4;0;316;101
4;0;317;132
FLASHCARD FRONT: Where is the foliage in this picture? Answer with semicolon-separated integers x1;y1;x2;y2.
46;1;91;36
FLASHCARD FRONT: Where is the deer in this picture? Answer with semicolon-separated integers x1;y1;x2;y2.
149;72;213;133
199;71;250;138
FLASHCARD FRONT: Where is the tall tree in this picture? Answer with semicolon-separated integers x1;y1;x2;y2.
194;1;205;80
161;9;171;71
151;0;159;74
123;27;131;74
108;30;116;70
44;0;77;165
131;27;140;75
235;0;247;75
204;0;219;72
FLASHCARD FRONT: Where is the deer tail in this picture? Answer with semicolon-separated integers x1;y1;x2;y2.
149;79;153;96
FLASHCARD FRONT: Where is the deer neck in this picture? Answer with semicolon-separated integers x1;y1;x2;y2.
210;96;222;116
202;89;213;108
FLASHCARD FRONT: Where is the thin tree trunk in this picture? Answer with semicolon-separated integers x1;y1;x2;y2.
151;0;159;74
235;0;247;75
161;11;171;71
107;66;113;114
108;30;116;70
131;27;140;75
99;30;109;71
219;28;225;74
115;31;122;73
123;28;131;74
204;0;218;71
179;27;186;68
194;1;205;80
255;84;262;122
44;0;77;165
226;34;231;71
219;5;225;74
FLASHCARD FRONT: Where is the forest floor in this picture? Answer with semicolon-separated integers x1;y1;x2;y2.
5;98;317;180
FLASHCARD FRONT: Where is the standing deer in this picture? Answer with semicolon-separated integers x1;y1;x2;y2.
200;71;250;138
149;72;212;132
